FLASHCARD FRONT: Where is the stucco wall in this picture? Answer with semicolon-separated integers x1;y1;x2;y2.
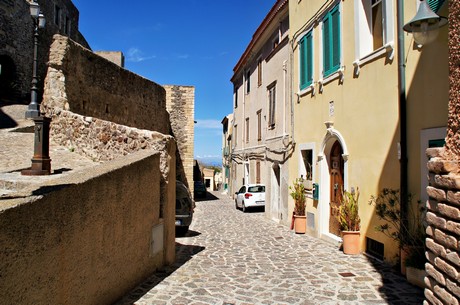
0;150;175;305
43;35;170;135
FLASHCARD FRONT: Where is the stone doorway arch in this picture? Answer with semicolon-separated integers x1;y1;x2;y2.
0;55;18;101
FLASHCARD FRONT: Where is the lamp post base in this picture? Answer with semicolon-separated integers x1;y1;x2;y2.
21;116;52;176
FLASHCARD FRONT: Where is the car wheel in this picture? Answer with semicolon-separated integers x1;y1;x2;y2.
242;202;246;213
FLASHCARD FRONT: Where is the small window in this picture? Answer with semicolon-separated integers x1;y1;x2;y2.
372;0;383;50
257;58;263;87
256;161;261;184
301;149;313;181
245;70;251;94
233;125;237;147
245;117;249;143
234;85;238;108
257;110;262;141
64;16;71;35
268;84;276;128
54;5;61;27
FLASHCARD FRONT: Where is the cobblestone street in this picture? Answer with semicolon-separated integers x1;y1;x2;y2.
116;192;423;305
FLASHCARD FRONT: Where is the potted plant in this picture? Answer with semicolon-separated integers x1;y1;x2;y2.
289;178;306;234
337;188;361;255
368;188;426;276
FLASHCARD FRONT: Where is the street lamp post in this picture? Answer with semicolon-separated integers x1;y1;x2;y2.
22;0;51;176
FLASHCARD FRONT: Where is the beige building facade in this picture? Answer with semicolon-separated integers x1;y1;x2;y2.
231;0;292;223
288;0;448;262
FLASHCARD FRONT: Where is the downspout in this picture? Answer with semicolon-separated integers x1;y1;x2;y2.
283;60;287;136
397;0;409;242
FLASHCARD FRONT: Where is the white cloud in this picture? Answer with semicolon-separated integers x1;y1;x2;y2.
177;54;190;59
126;48;156;63
195;119;221;129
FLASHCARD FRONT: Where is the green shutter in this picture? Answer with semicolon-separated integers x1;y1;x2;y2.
323;5;340;77
427;0;445;13
306;32;313;86
300;32;313;90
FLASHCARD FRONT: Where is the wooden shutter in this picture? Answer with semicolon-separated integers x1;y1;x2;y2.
323;5;340;77
427;0;445;12
300;32;313;89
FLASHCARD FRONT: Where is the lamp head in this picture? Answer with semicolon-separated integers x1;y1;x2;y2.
29;1;40;18
403;0;447;46
38;13;46;28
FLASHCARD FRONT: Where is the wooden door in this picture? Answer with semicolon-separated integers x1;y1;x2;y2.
329;141;344;236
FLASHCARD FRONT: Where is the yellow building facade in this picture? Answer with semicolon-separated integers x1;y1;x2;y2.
288;0;448;262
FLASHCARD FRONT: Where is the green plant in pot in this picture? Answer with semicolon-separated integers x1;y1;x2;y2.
289;178;306;234
337;188;361;255
368;188;426;275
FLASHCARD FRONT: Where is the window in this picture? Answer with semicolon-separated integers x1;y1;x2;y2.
234;125;237;146
54;5;61;27
301;149;313;181
427;0;446;12
245;70;251;94
256;161;261;184
268;84;276;128
245;118;249;143
372;0;383;49
300;31;313;90
257;58;262;87
323;4;341;77
64;16;71;35
355;0;395;59
234;85;238;108
257;110;262;141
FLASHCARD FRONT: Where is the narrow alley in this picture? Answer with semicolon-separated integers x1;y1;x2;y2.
115;192;424;305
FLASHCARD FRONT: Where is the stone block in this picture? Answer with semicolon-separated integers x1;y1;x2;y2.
434;228;459;250
425;287;444;305
446;278;460;298
446;250;460;268
433;285;459;305
427;199;439;212
426;263;447;286
426;238;447;257
427;148;446;159
446;220;460;236
447;191;460;207
435;174;460;191
438;203;460;221
427;211;447;229
428;159;459;174
427;186;447;202
434;257;459;280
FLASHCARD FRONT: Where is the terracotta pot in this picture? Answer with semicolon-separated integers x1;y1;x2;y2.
342;231;360;255
294;215;306;234
406;267;426;288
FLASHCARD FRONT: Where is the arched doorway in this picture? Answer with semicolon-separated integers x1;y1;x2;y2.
0;55;18;101
329;141;344;237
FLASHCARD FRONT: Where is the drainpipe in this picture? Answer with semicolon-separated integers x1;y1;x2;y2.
283;60;287;136
397;0;409;243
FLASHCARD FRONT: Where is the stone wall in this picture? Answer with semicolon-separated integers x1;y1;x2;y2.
424;1;460;304
0;150;176;305
164;85;195;191
43;35;170;135
425;149;460;305
0;0;89;102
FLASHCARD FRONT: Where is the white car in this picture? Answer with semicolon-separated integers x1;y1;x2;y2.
235;184;265;212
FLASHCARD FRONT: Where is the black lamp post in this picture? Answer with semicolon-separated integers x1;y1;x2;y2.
22;0;51;176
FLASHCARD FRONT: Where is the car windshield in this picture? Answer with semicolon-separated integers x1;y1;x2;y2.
248;186;265;193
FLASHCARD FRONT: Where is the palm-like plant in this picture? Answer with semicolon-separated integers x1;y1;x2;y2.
338;188;361;231
289;178;306;216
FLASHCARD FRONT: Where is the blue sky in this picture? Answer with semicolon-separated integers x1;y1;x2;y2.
72;0;276;164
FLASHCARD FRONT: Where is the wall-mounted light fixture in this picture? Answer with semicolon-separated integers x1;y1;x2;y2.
403;0;447;46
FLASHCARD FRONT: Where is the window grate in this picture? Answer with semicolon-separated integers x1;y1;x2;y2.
366;237;384;260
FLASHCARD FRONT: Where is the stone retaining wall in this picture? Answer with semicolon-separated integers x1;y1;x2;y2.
43;35;170;135
425;148;460;305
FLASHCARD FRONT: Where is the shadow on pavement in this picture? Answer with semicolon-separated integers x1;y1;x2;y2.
176;229;201;238
0;108;17;129
366;255;424;304
113;242;205;305
194;192;219;202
